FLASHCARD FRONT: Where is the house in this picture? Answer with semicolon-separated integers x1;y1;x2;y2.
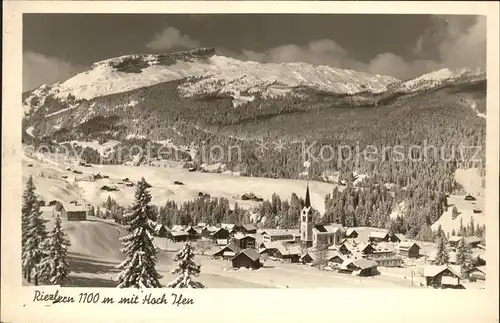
398;242;421;258
339;259;378;276
345;228;359;239
234;223;257;234
209;227;230;241
221;223;236;233
448;235;462;248
216;239;228;246
368;231;391;243
262;230;296;243
395;234;406;242
62;204;88;221
423;265;461;288
231;249;261;269
231;233;256;250
269;245;301;263
171;224;187;232
464;195;476;201
473;208;482;214
168;231;189;242
313;224;345;247
186;226;201;240
299;253;314;264
154;224;169;237
213;243;241;260
326;251;345;265
465;236;482;248
370;242;396;259
464;266;486;281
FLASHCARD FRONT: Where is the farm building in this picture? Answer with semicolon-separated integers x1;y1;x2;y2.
368;231;391;243
373;256;403;268
213;243;241;260
326;252;345;265
154;224;169;238
370;242;396;258
62;204;88;221
423;265;461;288
231;233;256;250
216;239;229;246
398;242;421;258
339;259;378;276
231;249;261;269
168;231;189;242
221;223;236;233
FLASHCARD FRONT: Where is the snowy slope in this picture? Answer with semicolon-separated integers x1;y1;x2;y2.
23;49;399;112
394;68;485;93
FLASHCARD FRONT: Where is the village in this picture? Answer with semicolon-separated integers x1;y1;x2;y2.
37;183;487;289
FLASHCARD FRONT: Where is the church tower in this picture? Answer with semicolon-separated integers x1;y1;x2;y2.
300;183;314;248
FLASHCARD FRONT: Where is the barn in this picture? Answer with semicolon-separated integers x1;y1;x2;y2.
423;265;461;288
231;249;261;269
63;204;88;221
213;243;241;260
168;231;189;242
154;224;169;238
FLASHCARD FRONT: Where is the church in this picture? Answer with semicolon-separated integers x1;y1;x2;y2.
299;183;345;249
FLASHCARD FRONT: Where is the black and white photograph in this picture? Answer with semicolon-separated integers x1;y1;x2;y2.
17;12;492;290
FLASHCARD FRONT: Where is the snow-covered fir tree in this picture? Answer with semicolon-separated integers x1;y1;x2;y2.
115;178;162;288
456;236;473;274
21;176;48;285
167;242;205;288
434;235;449;266
38;214;71;285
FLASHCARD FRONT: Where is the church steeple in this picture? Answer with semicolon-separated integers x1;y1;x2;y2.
304;183;311;208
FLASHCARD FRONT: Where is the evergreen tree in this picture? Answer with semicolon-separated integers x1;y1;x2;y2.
434;236;449;266
38;214;71;285
313;239;329;270
455;237;473;275
21;176;48;285
167;242;205;288
115;178;162;288
452;206;459;219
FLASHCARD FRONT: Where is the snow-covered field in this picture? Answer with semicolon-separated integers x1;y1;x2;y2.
23;149;337;214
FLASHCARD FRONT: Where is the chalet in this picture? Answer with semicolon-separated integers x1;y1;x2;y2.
210;227;230;241
168;231;189;242
231;233;256;250
398;242;421;258
186;226;201;240
464;266;486;281
47;200;59;206
465;236;482;248
464;195;476;201
154;224;169;238
125;182;134;187
368;231;391;243
62;204;88;221
299;253;314;264
173;181;184;185
345;228;359;239
395;234;406;242
326;252;345;265
370;242;396;258
269;245;301;263
375;256;403;268
238;223;258;234
339;259;378;276
473;208;482;214
231;249;261;270
213;243;241;260
171;224;187;232
313;224;345;247
221;223;236;233
423;265;461;288
448;235;462;248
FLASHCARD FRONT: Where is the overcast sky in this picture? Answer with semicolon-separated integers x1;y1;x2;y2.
23;14;486;91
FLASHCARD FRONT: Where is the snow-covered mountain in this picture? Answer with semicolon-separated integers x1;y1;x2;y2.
23;48;400;115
